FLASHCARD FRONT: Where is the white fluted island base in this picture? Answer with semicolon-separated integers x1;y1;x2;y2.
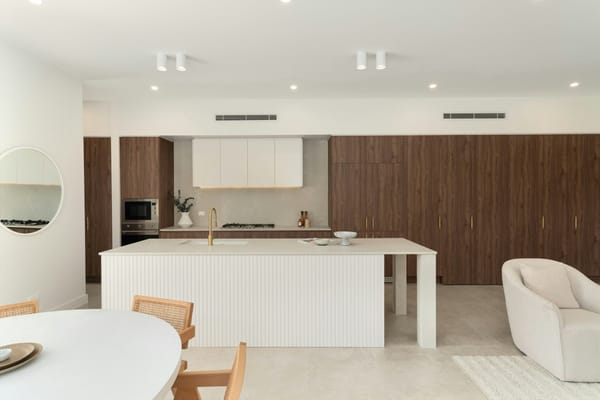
102;254;384;347
101;238;437;348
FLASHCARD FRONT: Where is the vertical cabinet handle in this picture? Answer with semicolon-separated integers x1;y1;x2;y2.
470;216;473;230
575;215;578;230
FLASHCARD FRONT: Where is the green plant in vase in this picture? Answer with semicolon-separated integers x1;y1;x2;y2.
174;190;195;228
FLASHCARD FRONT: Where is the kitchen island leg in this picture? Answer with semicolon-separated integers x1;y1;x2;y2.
417;254;436;349
393;255;407;315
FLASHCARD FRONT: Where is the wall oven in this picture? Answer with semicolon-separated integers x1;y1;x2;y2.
121;199;159;245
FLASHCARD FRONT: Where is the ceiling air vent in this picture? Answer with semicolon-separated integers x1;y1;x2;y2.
443;113;506;120
216;114;277;121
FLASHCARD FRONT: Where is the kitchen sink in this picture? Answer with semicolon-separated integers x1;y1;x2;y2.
179;239;249;246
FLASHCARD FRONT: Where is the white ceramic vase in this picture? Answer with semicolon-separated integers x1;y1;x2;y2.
178;212;193;228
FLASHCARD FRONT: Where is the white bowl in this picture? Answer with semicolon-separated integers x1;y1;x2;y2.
0;348;12;362
313;238;330;246
334;231;357;246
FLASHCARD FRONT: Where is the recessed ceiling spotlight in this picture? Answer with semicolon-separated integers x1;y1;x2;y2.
429;83;438;89
156;53;167;72
375;51;386;70
356;51;367;71
569;81;580;88
29;0;43;5
150;85;159;91
290;84;298;91
176;53;187;72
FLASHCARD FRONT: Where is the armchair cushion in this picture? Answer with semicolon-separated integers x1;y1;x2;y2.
521;263;580;309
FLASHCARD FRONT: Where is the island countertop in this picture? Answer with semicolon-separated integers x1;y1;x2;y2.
100;238;436;256
160;225;332;232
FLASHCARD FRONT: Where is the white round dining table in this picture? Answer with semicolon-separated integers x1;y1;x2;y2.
0;309;181;400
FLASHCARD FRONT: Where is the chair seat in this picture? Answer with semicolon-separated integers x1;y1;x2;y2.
561;309;600;331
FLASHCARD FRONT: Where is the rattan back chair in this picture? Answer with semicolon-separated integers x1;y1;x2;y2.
0;300;39;318
132;295;196;349
172;342;247;400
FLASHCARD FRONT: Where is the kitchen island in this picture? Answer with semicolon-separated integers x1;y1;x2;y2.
101;238;436;348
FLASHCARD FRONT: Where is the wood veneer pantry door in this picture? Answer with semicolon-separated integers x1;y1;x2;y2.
573;135;600;277
84;137;112;283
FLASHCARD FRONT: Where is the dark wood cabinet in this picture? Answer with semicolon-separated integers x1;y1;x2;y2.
329;134;600;284
84;137;112;283
120;137;174;228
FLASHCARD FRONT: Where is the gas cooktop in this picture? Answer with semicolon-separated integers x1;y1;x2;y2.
1;219;49;226
222;223;275;229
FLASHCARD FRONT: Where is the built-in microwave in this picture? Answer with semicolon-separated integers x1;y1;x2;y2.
122;199;159;230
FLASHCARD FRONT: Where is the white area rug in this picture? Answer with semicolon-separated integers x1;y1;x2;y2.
453;355;600;400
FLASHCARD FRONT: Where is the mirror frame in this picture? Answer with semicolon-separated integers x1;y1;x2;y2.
0;146;65;236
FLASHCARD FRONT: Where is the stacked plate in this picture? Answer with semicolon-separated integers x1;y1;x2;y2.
0;343;43;375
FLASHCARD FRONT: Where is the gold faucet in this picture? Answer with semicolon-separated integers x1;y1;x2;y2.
208;208;218;246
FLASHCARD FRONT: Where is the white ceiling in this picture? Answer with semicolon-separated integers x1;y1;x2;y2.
1;0;599;99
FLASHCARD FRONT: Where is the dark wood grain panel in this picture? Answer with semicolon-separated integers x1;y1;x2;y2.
508;135;544;261
574;135;600;276
406;136;444;279
329;136;365;163
159;138;174;228
442;136;475;284
542;135;576;265
472;136;510;284
84;137;112;283
120;137;160;199
329;163;366;235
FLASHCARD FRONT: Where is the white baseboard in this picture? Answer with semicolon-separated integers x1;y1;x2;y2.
51;294;89;311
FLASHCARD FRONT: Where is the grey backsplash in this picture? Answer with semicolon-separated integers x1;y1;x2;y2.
173;138;329;228
0;185;61;221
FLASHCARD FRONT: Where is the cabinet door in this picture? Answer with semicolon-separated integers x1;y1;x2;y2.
221;139;248;187
192;139;221;187
120;137;159;198
407;136;443;278
442;136;475;284
329;163;366;234
329;136;365;163
508;135;544;260
275;138;303;187
248;139;275;187
84;138;112;283
542;135;577;265
472;136;510;284
574;135;600;276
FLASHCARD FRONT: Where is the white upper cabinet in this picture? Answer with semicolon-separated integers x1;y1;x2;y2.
247;139;275;187
220;139;248;187
193;139;221;187
275;138;303;187
0;149;60;186
193;137;303;188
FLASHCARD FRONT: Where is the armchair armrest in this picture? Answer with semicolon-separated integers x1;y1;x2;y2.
179;325;196;349
566;267;600;314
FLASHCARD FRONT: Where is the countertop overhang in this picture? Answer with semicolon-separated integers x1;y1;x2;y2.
101;238;436;256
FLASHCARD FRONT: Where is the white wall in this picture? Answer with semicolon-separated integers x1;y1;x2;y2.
85;95;600;137
0;41;87;310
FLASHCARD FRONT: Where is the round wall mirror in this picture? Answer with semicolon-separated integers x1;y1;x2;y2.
0;147;64;235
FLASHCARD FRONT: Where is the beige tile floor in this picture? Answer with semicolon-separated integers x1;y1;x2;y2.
85;283;519;399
